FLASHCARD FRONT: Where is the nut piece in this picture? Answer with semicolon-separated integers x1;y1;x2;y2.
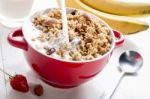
33;84;44;96
43;18;58;27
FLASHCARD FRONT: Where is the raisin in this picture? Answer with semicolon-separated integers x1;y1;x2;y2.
71;10;77;15
46;48;56;55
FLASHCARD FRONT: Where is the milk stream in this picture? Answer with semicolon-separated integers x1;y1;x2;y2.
59;0;69;43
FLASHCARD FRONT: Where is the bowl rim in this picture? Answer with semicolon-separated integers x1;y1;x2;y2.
22;7;116;63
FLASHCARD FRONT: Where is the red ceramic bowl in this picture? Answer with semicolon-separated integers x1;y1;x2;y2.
7;8;124;88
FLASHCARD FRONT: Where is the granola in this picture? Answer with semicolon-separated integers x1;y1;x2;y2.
32;9;113;61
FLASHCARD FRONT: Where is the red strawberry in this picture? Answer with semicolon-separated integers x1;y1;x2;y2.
10;74;29;93
0;68;29;93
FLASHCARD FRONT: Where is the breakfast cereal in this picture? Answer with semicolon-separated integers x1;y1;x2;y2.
31;9;113;61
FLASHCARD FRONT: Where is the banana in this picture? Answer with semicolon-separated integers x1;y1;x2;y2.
81;0;150;17
66;0;149;34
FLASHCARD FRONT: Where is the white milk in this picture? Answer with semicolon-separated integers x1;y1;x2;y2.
59;0;69;43
0;0;34;19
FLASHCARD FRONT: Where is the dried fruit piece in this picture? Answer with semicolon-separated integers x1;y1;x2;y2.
71;10;77;15
46;48;56;55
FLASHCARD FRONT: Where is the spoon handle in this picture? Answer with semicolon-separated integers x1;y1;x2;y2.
103;71;125;99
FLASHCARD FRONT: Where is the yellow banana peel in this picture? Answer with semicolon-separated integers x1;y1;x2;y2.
81;0;150;17
66;0;149;34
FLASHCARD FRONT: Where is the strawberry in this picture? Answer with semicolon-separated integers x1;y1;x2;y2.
0;68;29;93
10;74;29;93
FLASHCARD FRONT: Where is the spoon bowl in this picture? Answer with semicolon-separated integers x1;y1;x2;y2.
119;50;143;74
106;50;143;99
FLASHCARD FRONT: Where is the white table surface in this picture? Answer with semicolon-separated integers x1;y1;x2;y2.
0;0;150;99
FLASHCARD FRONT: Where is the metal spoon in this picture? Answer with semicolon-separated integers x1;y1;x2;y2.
105;50;143;99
